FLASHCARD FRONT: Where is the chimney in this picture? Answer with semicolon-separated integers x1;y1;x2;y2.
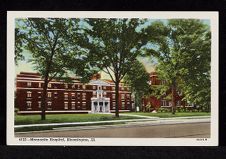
91;73;101;80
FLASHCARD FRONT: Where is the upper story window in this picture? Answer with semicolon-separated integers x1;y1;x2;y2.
47;92;52;98
82;85;86;89
64;92;68;100
77;92;81;99
38;82;42;88
93;85;96;90
121;87;124;91
82;93;86;100
64;84;68;89
72;84;75;89
103;86;106;90
121;94;125;100
112;94;115;100
71;93;75;100
27;91;32;98
48;83;51;88
112;86;115;90
27;82;31;87
126;94;130;99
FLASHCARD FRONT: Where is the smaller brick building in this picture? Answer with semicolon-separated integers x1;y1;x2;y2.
15;72;134;114
142;72;194;111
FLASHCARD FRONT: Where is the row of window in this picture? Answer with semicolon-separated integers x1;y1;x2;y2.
26;91;130;100
26;101;87;110
26;82;128;90
160;100;194;107
26;101;130;110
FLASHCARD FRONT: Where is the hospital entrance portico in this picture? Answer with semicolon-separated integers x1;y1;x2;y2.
90;80;111;113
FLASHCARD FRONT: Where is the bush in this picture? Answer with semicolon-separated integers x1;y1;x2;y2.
15;108;19;116
157;107;170;113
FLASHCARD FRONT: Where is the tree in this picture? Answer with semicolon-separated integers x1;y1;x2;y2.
84;18;149;117
15;28;26;64
124;60;151;111
145;19;211;113
15;18;90;120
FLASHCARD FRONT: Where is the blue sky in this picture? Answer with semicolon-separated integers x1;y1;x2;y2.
15;18;210;79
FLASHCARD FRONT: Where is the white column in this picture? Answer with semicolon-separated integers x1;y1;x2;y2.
97;102;100;113
107;102;110;113
103;101;105;113
91;101;93;113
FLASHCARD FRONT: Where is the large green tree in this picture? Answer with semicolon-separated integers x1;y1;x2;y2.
145;19;211;113
15;18;91;120
84;18;150;117
124;60;151;111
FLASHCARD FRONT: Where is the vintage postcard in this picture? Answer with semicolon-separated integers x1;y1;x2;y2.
7;11;218;146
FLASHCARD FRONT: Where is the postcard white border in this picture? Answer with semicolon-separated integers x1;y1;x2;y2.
7;11;219;146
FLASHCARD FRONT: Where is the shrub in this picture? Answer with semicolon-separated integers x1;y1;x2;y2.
15;108;19;116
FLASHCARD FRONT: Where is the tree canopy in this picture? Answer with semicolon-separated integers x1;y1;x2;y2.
145;19;211;113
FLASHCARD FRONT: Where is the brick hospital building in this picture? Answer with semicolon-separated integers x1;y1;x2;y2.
15;72;134;114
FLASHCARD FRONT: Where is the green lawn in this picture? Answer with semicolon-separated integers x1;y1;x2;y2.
124;112;210;118
15;114;143;125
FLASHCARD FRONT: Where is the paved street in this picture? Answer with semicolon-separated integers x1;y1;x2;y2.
16;121;210;138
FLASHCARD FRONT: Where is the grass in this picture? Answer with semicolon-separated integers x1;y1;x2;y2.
15;114;143;125
124;112;211;118
15;121;127;132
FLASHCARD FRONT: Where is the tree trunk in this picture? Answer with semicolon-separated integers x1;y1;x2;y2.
171;80;176;115
115;80;120;118
41;74;48;120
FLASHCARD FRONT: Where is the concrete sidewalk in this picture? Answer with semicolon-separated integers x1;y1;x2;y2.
14;114;210;129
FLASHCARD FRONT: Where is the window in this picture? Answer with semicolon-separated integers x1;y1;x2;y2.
54;92;58;98
72;84;75;89
64;102;68;109
47;92;52;98
82;93;86;100
82;102;86;109
38;92;41;98
121;87;124;91
103;86;106;90
77;93;81;99
64;84;68;89
26;101;32;109
161;100;170;107
176;100;181;106
38;83;42;88
93;91;97;96
122;102;125;109
71;102;75;109
48;83;51;88
112;86;115;90
27;82;31;87
112;102;116;109
112;94;115;100
103;92;107;96
38;101;41;108
127;101;130;105
47;101;52;107
126;94;130;99
71;93;75;100
82;85;86;89
93;86;96;89
121;94;125;100
27;91;32;98
64;92;68;100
